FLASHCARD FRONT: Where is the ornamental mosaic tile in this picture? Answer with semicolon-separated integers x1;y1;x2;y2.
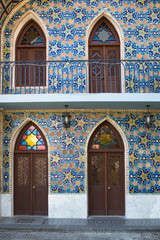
0;0;22;29
2;110;160;194
1;0;160;94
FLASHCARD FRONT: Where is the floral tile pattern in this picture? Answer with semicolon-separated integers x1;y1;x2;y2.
2;110;160;194
2;0;160;60
1;0;160;93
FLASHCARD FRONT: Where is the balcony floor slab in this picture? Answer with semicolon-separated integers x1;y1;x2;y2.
0;93;160;110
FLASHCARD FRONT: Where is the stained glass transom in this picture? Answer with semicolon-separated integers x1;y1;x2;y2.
92;22;116;44
21;25;43;45
18;125;46;150
90;124;120;149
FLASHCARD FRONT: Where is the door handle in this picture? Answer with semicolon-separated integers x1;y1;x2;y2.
33;186;36;190
108;186;111;190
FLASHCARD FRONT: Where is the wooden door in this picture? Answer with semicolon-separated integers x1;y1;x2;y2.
107;152;124;215
89;17;120;93
14;153;48;215
105;47;120;93
89;46;120;93
16;47;46;87
88;152;124;216
14;122;48;216
89;153;105;215
88;121;124;216
14;153;31;215
16;20;46;87
32;153;48;215
89;47;104;93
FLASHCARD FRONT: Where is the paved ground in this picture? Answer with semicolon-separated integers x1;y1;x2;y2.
0;216;160;239
0;230;160;240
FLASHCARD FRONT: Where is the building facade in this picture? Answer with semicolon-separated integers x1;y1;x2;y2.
0;0;160;218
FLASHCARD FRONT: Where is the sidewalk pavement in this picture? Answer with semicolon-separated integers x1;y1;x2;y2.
0;216;160;233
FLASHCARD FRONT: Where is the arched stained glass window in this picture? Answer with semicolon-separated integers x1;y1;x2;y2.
21;25;43;45
17;123;46;151
89;122;121;150
92;22;116;44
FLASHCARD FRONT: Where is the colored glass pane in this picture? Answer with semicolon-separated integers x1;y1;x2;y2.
21;25;43;45
25;133;38;147
18;125;46;150
109;156;120;185
92;22;116;44
91;124;120;149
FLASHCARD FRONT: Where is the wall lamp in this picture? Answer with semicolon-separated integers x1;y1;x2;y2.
144;105;153;129
62;105;71;129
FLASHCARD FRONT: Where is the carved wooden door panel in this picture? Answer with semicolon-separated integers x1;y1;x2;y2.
14;153;48;215
89;47;104;93
106;47;120;93
32;153;48;215
14;153;31;215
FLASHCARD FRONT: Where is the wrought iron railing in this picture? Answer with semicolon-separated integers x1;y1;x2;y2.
0;60;159;94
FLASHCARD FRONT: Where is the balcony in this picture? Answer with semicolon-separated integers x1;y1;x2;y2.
0;59;160;110
1;59;159;94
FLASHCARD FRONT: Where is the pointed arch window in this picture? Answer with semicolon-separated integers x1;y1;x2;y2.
21;25;44;45
16;20;46;87
90;124;120;150
89;121;123;150
92;22;116;44
15;122;47;151
89;17;121;93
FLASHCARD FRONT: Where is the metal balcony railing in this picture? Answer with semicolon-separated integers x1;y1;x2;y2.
0;60;159;94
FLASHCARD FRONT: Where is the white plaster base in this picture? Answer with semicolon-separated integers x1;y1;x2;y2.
1;193;160;218
126;195;160;218
1;194;12;217
49;194;87;218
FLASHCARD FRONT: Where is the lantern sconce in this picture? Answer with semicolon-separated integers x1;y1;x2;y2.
62;105;71;129
144;105;153;129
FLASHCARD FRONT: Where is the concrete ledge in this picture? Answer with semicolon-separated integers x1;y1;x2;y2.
0;93;160;110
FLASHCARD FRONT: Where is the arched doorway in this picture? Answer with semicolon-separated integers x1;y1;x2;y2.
16;20;46;87
14;122;48;215
88;121;125;216
89;17;120;93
